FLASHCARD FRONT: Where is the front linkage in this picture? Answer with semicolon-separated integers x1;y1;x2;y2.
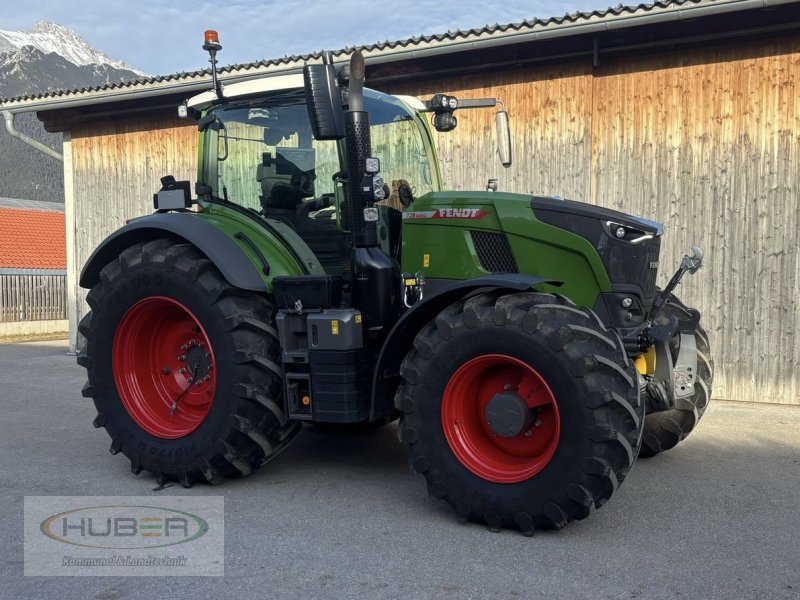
620;246;706;414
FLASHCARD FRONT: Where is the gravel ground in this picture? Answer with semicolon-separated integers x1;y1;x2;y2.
1;339;799;599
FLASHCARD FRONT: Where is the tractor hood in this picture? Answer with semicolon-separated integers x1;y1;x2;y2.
414;191;662;236
530;195;663;236
403;190;662;310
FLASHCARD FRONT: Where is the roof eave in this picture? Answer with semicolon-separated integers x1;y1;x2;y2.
1;0;797;113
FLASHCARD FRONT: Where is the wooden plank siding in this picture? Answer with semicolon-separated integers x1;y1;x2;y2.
67;36;800;404
69;116;198;340
388;61;596;200
385;36;800;405
589;38;800;407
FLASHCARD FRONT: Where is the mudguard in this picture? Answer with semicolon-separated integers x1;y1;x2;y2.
79;212;268;292
369;273;561;421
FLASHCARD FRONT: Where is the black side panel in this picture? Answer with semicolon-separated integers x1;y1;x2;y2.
531;195;662;234
369;274;560;421
273;275;343;310
79;213;268;292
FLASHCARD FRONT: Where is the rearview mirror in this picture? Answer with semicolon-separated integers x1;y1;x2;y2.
495;110;512;168
303;62;344;140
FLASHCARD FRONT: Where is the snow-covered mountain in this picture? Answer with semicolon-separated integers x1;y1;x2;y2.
0;22;145;203
0;21;145;76
0;44;142;100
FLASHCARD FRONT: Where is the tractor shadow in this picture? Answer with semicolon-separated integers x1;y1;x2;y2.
179;421;416;496
133;400;800;544
264;422;408;479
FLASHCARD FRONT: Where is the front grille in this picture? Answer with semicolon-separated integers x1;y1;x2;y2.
470;230;518;273
642;237;661;298
596;234;661;302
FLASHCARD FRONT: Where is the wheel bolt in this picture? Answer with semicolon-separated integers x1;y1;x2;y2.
204;375;211;381
198;342;204;348
189;339;196;346
180;344;187;351
187;377;194;383
178;355;185;361
179;367;187;374
195;380;202;386
503;384;511;391
524;431;532;437
534;420;542;428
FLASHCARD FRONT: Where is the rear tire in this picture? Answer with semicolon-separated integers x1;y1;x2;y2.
395;292;643;532
78;239;300;485
639;294;713;458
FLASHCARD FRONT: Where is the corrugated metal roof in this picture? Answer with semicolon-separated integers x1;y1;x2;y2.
0;197;64;212
0;0;762;110
0;207;66;269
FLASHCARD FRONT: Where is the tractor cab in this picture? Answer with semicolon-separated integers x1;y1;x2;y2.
187;78;441;275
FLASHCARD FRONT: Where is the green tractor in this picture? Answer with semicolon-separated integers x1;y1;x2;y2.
77;32;713;533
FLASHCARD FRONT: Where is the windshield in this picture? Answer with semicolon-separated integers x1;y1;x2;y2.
203;89;438;214
365;92;438;198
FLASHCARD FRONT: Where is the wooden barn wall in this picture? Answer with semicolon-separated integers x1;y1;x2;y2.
69;116;197;339
68;37;800;404
589;38;800;407
385;61;596;199
385;37;800;405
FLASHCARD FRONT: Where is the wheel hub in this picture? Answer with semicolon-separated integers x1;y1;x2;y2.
485;392;536;438
441;354;560;484
112;296;217;439
184;344;212;381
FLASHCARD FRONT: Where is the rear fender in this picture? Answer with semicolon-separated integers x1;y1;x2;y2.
369;274;561;421
79;212;302;292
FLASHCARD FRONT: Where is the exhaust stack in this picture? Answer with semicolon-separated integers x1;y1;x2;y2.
341;51;396;337
343;51;378;249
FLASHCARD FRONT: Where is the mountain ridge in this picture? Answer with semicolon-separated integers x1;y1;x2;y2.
0;45;141;100
0;21;145;77
0;22;143;203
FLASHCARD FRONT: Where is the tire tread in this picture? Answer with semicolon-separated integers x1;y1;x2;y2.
395;291;643;532
77;239;299;485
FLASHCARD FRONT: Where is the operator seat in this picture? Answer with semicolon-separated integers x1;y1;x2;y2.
256;152;349;275
257;151;314;226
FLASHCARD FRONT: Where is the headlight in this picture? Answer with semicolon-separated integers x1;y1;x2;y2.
606;221;655;244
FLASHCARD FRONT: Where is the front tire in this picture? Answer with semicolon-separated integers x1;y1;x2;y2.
78;239;300;485
639;294;713;458
395;292;643;533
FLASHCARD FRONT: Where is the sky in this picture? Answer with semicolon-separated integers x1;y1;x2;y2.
4;0;607;76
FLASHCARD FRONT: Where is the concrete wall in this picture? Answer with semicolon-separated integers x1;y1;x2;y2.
0;319;67;338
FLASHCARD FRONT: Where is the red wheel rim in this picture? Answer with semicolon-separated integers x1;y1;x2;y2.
441;354;560;484
112;296;216;439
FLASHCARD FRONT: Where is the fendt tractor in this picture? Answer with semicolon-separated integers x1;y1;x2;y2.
77;31;713;533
